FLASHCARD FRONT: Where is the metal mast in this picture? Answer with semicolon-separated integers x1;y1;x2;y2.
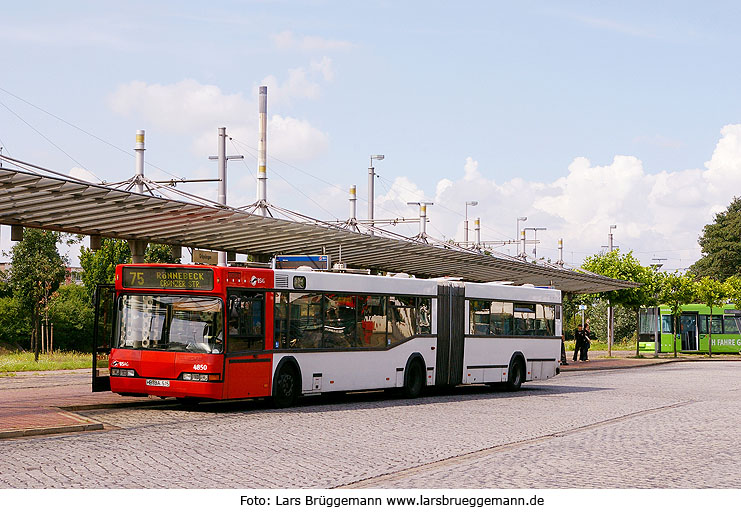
257;86;268;216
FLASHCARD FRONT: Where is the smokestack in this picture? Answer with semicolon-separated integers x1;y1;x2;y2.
217;128;226;206
257;86;268;216
135;130;145;194
558;238;564;266
475;218;481;248
520;230;526;258
420;204;428;235
349;185;357;220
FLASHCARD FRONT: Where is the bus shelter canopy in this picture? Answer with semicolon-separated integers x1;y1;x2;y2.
0;167;636;294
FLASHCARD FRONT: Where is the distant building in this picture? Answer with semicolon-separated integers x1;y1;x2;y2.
0;263;83;285
66;266;83;285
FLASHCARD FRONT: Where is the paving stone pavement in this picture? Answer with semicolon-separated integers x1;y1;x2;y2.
0;362;738;488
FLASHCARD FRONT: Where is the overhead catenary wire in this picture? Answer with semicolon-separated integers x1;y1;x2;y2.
229;137;414;219
0;85;186;182
230;139;340;221
230;137;421;224
0;98;103;182
0;134;9;156
373;173;513;242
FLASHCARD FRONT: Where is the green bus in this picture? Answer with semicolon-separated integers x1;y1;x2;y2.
639;304;741;354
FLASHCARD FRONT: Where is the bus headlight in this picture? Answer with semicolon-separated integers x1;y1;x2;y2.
180;373;217;382
112;368;135;377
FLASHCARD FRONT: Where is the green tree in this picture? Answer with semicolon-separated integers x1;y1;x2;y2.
80;239;179;302
0;296;29;349
146;243;180;264
725;275;741;312
79;239;130;302
585;299;637;344
691;197;741;280
561;293;592;340
695;276;728;357
48;284;95;352
8;229;68;359
581;250;654;356
660;272;696;357
633;268;666;356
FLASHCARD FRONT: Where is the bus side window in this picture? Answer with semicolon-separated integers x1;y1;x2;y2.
227;291;264;352
274;292;289;349
470;300;491;335
417;298;431;334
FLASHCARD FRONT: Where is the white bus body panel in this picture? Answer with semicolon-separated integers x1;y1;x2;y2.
270;271;562;392
462;338;560;384
273;337;437;393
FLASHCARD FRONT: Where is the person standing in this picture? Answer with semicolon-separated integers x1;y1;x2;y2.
581;322;594;361
560;334;569;365
573;324;583;362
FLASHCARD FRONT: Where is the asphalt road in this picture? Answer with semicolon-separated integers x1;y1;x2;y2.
0;361;739;488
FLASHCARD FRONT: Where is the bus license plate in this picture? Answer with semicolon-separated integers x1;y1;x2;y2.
146;379;170;387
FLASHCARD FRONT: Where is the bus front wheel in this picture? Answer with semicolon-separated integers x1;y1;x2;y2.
272;366;299;408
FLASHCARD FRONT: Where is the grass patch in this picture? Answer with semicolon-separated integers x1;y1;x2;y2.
0;350;91;372
565;339;635;352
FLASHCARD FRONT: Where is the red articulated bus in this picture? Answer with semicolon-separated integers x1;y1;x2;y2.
92;263;563;407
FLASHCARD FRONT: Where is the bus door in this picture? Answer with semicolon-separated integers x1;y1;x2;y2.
680;313;698;351
224;290;273;399
92;284;115;392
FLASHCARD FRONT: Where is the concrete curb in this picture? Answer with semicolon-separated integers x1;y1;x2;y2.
560;357;741;372
0;422;104;440
63;399;179;412
560;359;678;372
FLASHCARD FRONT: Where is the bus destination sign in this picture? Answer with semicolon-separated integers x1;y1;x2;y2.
122;267;215;291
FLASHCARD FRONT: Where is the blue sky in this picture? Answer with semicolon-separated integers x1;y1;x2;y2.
2;1;741;270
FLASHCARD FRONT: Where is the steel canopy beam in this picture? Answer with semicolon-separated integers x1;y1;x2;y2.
0;167;636;293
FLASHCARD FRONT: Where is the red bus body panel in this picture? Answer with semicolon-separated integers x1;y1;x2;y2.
110;263;276;400
225;354;273;399
110;348;226;398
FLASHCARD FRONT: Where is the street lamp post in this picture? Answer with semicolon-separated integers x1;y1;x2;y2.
368;154;384;234
608;224;617;356
464;201;478;245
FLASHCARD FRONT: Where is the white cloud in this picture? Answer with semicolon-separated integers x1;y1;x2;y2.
463;157;481;181
109;78;329;163
374;125;741;270
271;30;354;52
109;79;251;133
311;57;335;82
260;67;322;105
68;167;98;183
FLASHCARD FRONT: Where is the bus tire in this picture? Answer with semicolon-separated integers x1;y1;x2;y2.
272;365;299;408
403;359;425;398
505;357;525;392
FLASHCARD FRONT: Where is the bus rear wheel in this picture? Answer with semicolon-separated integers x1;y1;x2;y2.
272;366;299;408
505;358;524;392
403;359;425;398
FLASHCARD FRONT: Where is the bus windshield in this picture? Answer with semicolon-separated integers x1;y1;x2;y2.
117;294;224;354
